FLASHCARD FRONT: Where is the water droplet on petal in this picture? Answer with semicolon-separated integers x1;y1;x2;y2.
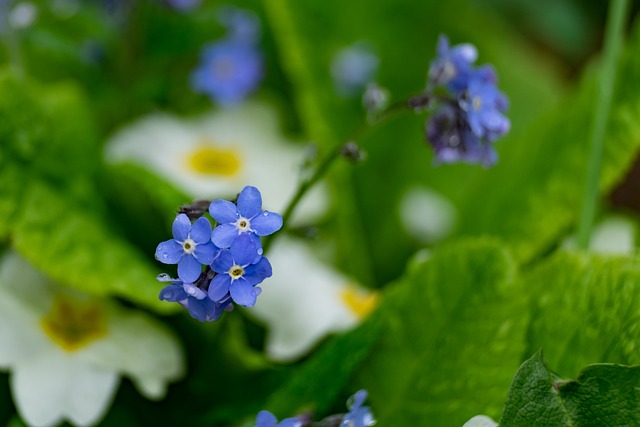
156;273;172;282
262;211;269;216
257;248;264;256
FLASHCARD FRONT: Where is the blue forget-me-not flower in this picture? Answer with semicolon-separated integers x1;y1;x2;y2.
341;390;375;427
209;185;283;248
253;410;302;427
157;274;231;322
331;42;379;96
208;233;272;307
155;214;219;283
423;35;509;167
191;6;263;106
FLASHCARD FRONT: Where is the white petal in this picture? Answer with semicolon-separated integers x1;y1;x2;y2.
562;215;636;254
248;238;369;361
80;307;184;400
12;350;118;427
399;186;457;244
104;102;329;225
462;415;498;427
0;251;55;312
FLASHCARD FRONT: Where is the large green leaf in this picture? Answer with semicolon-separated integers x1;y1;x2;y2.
500;350;640;427
0;71;175;313
525;250;640;378
12;179;175;313
351;238;528;425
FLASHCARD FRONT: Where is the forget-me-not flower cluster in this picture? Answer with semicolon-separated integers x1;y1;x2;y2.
422;35;510;167
251;390;373;427
191;6;263;106
155;186;282;321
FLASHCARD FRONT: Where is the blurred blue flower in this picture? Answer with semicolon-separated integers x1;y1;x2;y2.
157;274;230;322
155;214;220;283
460;66;510;141
218;5;260;44
191;6;263;106
423;35;509;167
209;185;283;248
166;0;201;11
331;43;379;95
191;39;263;106
254;410;302;427
428;35;478;93
426;103;497;167
341;390;375;427
208;234;272;307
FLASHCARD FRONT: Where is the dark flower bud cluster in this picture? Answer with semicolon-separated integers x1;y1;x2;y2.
420;35;510;167
155;186;283;322
253;390;374;427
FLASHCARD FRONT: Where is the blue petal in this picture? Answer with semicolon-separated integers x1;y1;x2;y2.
155;240;184;265
231;233;260;266
279;418;302;427
186;297;208;322
172;213;191;241
190;217;213;244
209;199;239;223
256;411;278;427
250;211;283;236
244;256;272;285
178;254;202;283
159;284;188;302
230;278;258;307
208;273;231;301
194;242;220;265
211;223;239;248
211;249;234;273
237;186;262;218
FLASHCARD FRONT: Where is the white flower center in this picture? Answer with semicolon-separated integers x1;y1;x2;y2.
229;265;244;280
236;217;251;233
182;238;197;254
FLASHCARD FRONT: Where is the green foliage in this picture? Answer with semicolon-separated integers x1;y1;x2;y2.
0;70;175;312
351;239;528;426
500;350;640;427
525;250;640;377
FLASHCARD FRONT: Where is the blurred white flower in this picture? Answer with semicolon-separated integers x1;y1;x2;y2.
399;185;457;244
0;252;184;427
247;237;379;361
105;102;327;224
562;215;636;255
462;415;498;427
9;2;37;29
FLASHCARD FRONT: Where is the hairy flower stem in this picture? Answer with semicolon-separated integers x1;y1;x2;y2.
576;0;629;250
263;99;410;252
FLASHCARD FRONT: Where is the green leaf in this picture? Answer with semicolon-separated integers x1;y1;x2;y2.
12;179;176;313
500;350;640;427
352;238;528;426
525;250;640;378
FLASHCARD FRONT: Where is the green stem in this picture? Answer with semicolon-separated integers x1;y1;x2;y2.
263;99;409;251
576;0;628;250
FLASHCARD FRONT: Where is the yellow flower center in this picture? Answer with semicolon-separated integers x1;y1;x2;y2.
41;296;108;352
340;286;380;318
229;265;244;279
186;143;242;176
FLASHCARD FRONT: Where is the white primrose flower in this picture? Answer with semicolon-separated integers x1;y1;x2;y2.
247;237;379;362
104;101;327;224
399;185;457;244
562;215;637;255
0;252;184;427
